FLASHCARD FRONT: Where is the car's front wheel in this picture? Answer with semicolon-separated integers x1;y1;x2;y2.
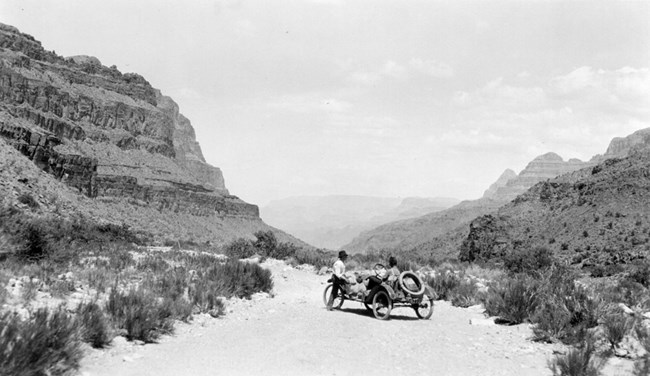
413;297;434;319
323;284;344;309
372;290;392;320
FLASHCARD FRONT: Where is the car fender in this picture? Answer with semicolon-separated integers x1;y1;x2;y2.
381;284;397;300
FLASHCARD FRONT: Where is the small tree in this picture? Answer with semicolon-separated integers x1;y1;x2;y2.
253;231;278;257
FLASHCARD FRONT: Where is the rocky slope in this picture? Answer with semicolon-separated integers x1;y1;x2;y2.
344;128;650;258
261;195;458;249
460;149;650;273
0;23;298;245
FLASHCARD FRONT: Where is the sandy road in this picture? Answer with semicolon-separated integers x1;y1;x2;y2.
80;260;633;376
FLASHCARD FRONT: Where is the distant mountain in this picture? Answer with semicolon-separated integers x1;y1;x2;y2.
260;195;459;249
344;128;650;258
460;148;650;274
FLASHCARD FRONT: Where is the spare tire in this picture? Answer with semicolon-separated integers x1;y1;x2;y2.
399;271;426;296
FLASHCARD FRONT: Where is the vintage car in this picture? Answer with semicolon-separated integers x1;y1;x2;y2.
323;264;435;320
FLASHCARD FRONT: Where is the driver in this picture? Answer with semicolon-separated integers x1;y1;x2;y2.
366;256;400;299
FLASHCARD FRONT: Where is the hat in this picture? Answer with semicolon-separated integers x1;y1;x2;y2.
338;250;349;259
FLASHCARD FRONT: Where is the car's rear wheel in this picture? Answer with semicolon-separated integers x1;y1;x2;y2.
323;284;344;309
372;290;392;320
414;297;434;319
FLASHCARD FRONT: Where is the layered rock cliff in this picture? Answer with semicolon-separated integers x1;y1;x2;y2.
0;23;257;220
483;153;589;200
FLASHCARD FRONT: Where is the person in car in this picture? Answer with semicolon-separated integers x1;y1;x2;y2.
365;256;400;300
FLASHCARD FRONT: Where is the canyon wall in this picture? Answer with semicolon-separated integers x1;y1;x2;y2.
0;23;258;220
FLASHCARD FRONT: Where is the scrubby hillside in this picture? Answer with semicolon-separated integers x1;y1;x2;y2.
0;136;304;247
345;128;650;260
460;150;650;274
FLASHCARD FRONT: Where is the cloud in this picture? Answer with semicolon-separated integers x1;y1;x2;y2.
549;66;650;117
348;58;454;85
445;66;650;163
451;77;546;111
408;58;454;78
265;94;352;114
326;114;400;139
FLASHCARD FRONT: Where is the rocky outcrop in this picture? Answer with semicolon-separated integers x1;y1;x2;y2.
482;169;517;198
0;23;256;219
485;153;590;201
602;128;650;159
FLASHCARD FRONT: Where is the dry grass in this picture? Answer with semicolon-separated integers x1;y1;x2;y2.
0;306;82;376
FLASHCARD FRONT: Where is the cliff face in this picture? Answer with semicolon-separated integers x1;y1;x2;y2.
602;128;650;159
485;153;590;201
0;23;257;219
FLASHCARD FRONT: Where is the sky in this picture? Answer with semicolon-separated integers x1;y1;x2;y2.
1;0;649;206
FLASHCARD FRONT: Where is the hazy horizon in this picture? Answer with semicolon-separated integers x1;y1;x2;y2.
2;0;648;206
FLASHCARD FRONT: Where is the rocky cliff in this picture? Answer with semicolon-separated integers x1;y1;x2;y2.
602;128;650;159
0;23;300;245
482;169;517;198
483;153;589;200
0;23;257;218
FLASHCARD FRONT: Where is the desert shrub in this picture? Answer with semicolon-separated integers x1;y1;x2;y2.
21;278;39;304
598;278;650;312
190;279;226;316
548;334;604;376
449;279;481;308
78;301;112;348
17;193;39;209
482;274;539;324
108;248;134;270
532;300;574;342
144;268;193;321
503;246;555;275
396;259;420;272
267;241;298;260
0;284;6;306
81;267;114;293
16;221;51;262
464;263;504;282
222;238;256;259
292;248;334;270
136;254;169;273
425;269;462;300
602;311;632;349
627;260;650;288
253;230;278;257
634;323;650;376
159;296;194;322
106;287;173;343
0;307;82;376
204;260;273;299
531;268;604;344
50;278;76;298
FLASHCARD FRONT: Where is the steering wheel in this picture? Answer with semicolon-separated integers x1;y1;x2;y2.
373;263;387;278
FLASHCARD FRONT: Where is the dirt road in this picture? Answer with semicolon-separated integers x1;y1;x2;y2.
80;260;633;376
